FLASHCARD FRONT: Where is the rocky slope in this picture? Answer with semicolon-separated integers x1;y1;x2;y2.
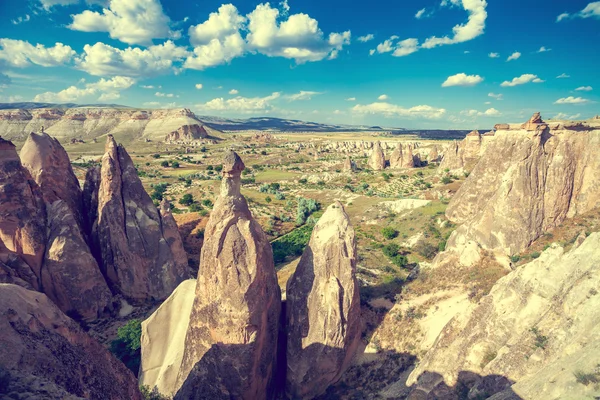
286;201;361;399
0;283;142;399
407;232;600;400
439;129;490;173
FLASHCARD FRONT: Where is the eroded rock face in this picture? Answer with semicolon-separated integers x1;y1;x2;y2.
19;132;112;321
175;151;281;400
428;145;440;162
90;135;189;301
389;145;403;169
369;141;386;170
438;130;484;173
521;112;547;131
408;233;600;400
165;124;208;142
402;144;415;168
0;283;142;400
343;156;356;172
0;137;46;290
286;201;361;399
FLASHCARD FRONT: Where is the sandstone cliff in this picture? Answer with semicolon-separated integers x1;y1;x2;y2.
439;130;487;173
87;135;189;301
175;151;281;400
407;232;600;400
286;201;361;399
369;141;386;170
165;124;208;142
0;283;142;399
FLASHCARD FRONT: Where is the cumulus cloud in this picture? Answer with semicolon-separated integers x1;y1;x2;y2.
441;73;483;87
155;92;174;97
189;4;246;46
352;102;446;119
507;51;521;61
415;8;427;19
488;92;503;100
195;83;203;89
229;89;239;95
285;91;322;101
460;108;501;117
196;92;281;113
69;0;180;45
421;0;487;48
576;86;593;91
0;39;75;68
378;94;389;101
357;34;374;42
77;40;187;77
500;74;544;87
11;15;31;25
556;73;570;78
537;46;551;53
34;75;135;102
371;37;418;57
554;96;591;104
557;2;600;22
141;85;154;89
346;97;356;101
488;52;499;58
551;112;582;120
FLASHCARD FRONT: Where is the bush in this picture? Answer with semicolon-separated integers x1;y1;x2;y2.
574;370;600;386
382;243;408;267
160;160;169;168
179;193;194;206
140;385;170;400
414;242;438;259
530;327;549;349
110;319;142;375
201;199;213;208
171;161;180;168
150;183;168;201
265;196;272;203
510;255;521;263
381;227;399;240
275;192;285;200
195;229;204;239
296;197;320;225
189;203;203;212
441;176;452;184
530;252;541;259
152;154;161;159
271;223;314;264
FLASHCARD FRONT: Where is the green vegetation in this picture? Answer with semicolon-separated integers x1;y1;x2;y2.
480;350;497;369
530;327;549;350
381;227;399;240
272;223;315;264
171;161;180;168
150;183;168;201
140;385;171;400
296;197;320;225
382;243;408;268
160;160;169;168
110;319;142;375
574;368;600;386
179;193;194;206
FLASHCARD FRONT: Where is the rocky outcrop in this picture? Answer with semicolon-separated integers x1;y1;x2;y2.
343;156;356;172
0;283;142;400
19;132;112;320
389;145;403;168
175;151;281;400
165;124;208;142
0;137;46;290
521;111;547;131
140;279;197;398
402;144;415;168
286;201;361;399
428;145;440;162
442;118;600;264
369;141;386;170
438;130;485;173
408;233;600;400
88;135;189;301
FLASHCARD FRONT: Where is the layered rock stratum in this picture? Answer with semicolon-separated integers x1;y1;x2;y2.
286;201;361;399
165;124;208;142
175;151;281;400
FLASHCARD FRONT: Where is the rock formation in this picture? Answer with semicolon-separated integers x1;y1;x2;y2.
343;156;356;172
368;141;386;170
438;130;484;173
140;279;197;398
19;132;112;320
286;201;361;399
86;135;189;301
402;143;415;168
175;151;281;400
389;144;403;168
428;145;440;162
442;116;600;265
165;124;208;142
0;137;46;289
521;111;547;131
0;283;142;399
408;233;600;400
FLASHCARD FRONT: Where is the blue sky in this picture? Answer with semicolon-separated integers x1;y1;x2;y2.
0;0;598;129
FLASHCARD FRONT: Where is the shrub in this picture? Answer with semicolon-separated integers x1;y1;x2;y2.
530;252;541;259
189;203;203;212
574;370;600;386
275;192;285;200
510;255;521;263
381;227;399;240
265;196;272;203
201;199;213;208
194;229;205;239
414;242;438;259
152;154;161;159
530;327;549;349
441;176;452;184
150;183;168;201
140;385;170;400
382;243;408;267
179;193;194;206
271;223;314;264
110;319;142;375
160;161;169;168
171;161;180;168
298;178;308;184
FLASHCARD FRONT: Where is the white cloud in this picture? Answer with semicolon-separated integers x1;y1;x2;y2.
500;74;544;87
346;97;356;101
421;0;487;48
0;39;75;68
246;3;351;63
33;75;134;102
352;102;446;119
464;50;470;54
460;107;501;117
38;0;79;9
155;92;174;98
556;73;570;79
285;90;322;101
551;112;582;120
196;91;281;113
229;89;239;95
371;36;418;57
441;73;483;87
195;83;203;89
184;32;245;70
554;96;591;104
189;4;246;46
575;86;593;91
488;52;499;58
507;51;521;61
378;94;389;101
77;40;187;77
415;8;427;19
484;101;491;105
11;14;30;25
556;2;600;22
488;92;503;100
357;34;374;42
69;0;179;46
141;85;155;89
537;46;551;53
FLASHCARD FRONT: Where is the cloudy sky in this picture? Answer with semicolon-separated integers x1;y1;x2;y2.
0;0;598;129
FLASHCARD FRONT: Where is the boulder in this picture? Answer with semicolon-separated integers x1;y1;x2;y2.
175;151;281;400
0;283;142;400
286;201;361;399
368;141;386;170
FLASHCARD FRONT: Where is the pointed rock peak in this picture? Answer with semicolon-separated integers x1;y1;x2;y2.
467;130;481;137
221;150;245;197
317;201;350;231
528;112;543;124
105;134;117;152
0;137;17;159
159;198;172;214
521;112;548;131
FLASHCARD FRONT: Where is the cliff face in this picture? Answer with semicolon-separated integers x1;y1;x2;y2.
441;117;600;265
407;233;600;400
439;130;490;173
0;107;204;142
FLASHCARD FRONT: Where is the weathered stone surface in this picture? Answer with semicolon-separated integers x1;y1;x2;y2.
428;145;440;162
0;137;46;290
438;130;484;173
89;135;189;301
369;141;386;170
0;283;143;400
343;156;356;172
175;151;281;400
140;279;197;398
159;198;189;275
521;112;547;131
19;132;112;321
402;144;415;168
408;233;600;400
389;144;403;168
286;201;361;399
165;124;208;142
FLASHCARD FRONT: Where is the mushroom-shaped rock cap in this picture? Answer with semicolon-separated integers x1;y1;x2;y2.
105;134;117;151
222;150;245;177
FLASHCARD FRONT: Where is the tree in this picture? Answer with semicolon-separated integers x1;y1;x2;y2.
382;227;399;240
160;160;169;168
179;193;194;206
110;319;142;375
171;161;180;168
